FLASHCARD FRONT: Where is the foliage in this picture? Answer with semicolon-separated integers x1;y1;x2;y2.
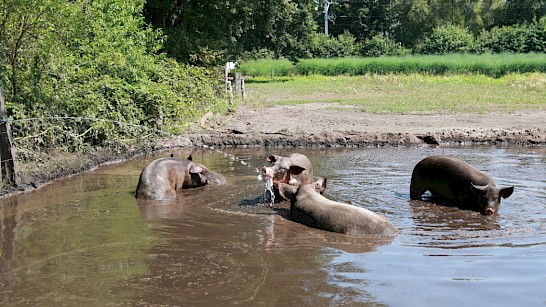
361;33;412;57
476;17;546;53
141;0;545;64
1;0;228;155
417;25;475;54
144;0;316;64
324;0;396;41
310;32;361;58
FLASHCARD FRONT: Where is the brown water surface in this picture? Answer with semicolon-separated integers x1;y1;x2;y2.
1;146;545;306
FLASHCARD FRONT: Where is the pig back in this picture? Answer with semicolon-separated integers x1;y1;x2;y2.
136;158;192;199
412;156;494;201
291;185;398;236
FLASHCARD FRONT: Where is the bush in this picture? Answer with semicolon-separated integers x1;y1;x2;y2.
476;17;546;53
361;33;412;57
310;32;361;58
418;25;475;54
3;0;229;153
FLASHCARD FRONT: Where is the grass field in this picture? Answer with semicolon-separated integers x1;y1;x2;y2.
243;73;546;114
239;54;546;78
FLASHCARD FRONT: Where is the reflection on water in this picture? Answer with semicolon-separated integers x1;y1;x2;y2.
1;146;545;305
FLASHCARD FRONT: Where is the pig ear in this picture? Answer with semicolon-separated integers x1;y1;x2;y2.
289;165;306;175
188;163;203;174
470;183;487;194
500;186;514;199
267;155;278;163
319;177;328;194
187;154;193;161
314;177;327;194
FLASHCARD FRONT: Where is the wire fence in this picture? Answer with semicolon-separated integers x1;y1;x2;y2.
0;115;187;190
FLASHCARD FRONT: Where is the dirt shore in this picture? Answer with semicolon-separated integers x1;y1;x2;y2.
189;103;546;147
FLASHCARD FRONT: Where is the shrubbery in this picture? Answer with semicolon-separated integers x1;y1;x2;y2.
241;17;546;60
361;33;412;57
417;18;546;55
477;18;546;53
310;32;361;58
417;25;475;54
1;0;228;154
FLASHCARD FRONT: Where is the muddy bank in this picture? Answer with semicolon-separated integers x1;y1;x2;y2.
189;103;546;147
0;136;193;199
188;128;546;147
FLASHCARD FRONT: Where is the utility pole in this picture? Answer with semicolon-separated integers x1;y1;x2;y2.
324;0;332;36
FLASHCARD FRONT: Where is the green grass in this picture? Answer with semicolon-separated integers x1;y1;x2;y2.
243;73;546;114
239;53;546;78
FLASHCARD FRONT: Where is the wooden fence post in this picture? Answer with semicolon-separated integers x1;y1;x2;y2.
0;86;20;186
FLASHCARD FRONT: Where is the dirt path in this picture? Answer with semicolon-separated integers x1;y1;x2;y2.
189;103;546;147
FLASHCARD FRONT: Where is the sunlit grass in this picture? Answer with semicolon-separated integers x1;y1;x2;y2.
239;53;546;78
243;73;546;114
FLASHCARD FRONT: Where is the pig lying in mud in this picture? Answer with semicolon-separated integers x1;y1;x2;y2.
278;182;398;236
410;155;514;215
260;153;325;201
136;155;225;201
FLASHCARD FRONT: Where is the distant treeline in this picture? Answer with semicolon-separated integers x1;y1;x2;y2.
143;0;546;64
239;54;546;78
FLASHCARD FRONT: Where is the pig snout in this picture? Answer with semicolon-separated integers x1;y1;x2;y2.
261;167;273;181
485;208;495;215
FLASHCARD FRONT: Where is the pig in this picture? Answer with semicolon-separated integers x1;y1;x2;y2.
410;155;514;215
261;153;314;186
135;156;225;200
172;154;226;186
278;183;399;236
260;153;320;201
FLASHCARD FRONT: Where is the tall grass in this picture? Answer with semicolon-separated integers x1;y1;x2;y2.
237;58;294;77
239;53;546;78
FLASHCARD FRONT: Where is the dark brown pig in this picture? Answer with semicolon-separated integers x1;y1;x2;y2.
410;155;514;215
278;183;399;236
135;157;224;200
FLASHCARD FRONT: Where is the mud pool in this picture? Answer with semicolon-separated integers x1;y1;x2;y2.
1;146;545;306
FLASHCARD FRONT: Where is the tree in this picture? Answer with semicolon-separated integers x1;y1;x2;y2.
502;0;546;26
0;0;64;103
2;0;227;150
144;0;317;63
325;0;396;42
391;0;433;48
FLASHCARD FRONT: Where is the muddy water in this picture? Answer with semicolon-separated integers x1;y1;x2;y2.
1;146;545;306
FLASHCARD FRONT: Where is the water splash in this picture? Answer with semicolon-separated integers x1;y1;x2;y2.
210;145;275;207
257;174;275;207
265;177;275;207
